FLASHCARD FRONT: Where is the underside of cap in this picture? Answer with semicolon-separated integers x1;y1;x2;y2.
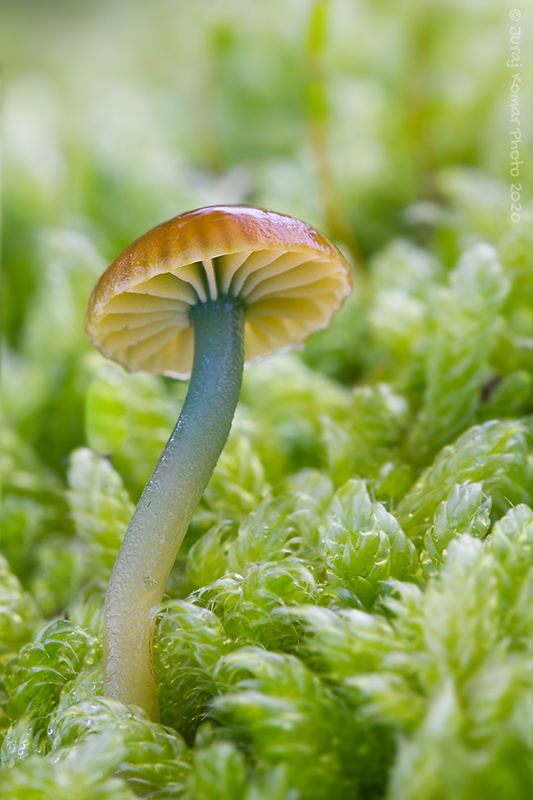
85;206;352;378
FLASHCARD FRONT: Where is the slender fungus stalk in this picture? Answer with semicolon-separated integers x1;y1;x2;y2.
97;298;245;720
85;206;352;720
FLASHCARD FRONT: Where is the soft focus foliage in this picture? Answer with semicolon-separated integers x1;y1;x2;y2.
290;505;533;800
2;1;532;798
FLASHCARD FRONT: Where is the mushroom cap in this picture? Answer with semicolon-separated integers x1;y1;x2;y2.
85;205;352;378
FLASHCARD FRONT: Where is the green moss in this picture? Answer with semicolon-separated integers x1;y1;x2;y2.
1;1;532;796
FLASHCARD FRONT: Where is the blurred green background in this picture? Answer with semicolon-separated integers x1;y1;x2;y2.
2;0;531;471
3;0;530;326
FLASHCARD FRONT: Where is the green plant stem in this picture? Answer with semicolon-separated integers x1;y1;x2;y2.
306;0;364;272
103;297;245;720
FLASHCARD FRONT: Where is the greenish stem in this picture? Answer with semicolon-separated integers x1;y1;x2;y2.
103;297;245;720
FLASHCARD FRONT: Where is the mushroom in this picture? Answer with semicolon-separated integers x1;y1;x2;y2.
85;205;352;720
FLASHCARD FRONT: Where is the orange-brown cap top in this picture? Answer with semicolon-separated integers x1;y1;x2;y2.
85;205;352;378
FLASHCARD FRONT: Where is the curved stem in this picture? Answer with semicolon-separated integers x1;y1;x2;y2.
103;297;245;720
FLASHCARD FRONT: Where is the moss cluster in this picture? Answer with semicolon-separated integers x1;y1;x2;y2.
1;1;532;798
